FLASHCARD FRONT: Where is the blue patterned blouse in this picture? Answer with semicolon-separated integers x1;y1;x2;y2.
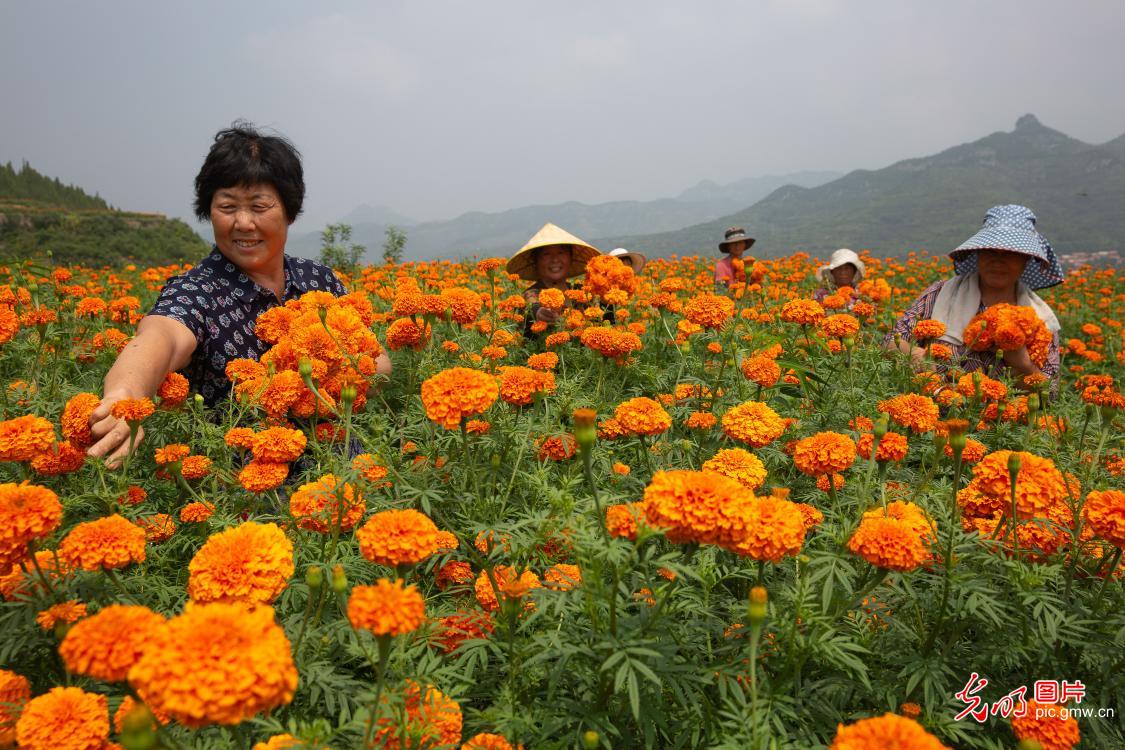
149;248;347;405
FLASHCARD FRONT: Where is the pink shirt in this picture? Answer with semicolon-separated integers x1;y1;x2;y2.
714;256;735;285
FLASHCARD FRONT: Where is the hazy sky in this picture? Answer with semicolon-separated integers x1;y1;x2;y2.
3;1;1124;232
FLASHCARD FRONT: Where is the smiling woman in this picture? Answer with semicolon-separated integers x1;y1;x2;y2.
85;123;392;466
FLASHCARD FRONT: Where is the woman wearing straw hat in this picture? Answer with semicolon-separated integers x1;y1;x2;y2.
814;249;865;305
885;204;1063;388
714;227;754;291
608;247;647;275
507;223;601;334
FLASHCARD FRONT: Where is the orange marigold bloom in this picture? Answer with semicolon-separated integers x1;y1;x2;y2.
58;604;166;682
61;392;101;448
1;550;70;601
441;287;484;324
15;686;109;750
741;355;781;388
963;303;1052;368
153;443;190;465
911;318;946;341
432;610;495;653
642;470;754;548
109;397;155;423
250;426;308;463
537;433;578;461
613;397;672;436
59;514;146;571
0;668;30;745
0;482;62;567
36;599;87;631
967;450;1067;521
683;293;735;329
956;372;1008;401
856;432;909;463
356;508;441;567
1011;700;1081;750
819;313;860;339
348;578;426;636
463;733;522;750
421;367;500;429
436;560;474;590
188;522;294;606
474;566;541;612
136;513;176;543
352;453;391;487
371;681;463;750
793;432;857;476
537;287;566;311
497;366;556;406
179;455;213;480
779;298;825;326
180;501;215;523
544;331;571;347
877;393;940;433
721;401;787;448
0;414;55;462
862;501;934;541
238;460;290;493
289;474;365;534
1082;489;1125;548
0;305;18;345
129;602;297;728
795;502;824;531
544;563;581;591
606;502;646;540
829;712;950;749
223;426;256;450
113;695;169;735
703;448;767;490
157;371;190;407
847;515;929;571
30;440;86;476
732;496;809;563
527;351;559;371
817;473;846;492
386;317;431;351
476;257;505;272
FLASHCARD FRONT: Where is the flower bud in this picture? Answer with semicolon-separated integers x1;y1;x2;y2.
331;564;347;593
1027;393;1040;414
299;357;314;379
306;565;323;591
341;384;357;406
1007;452;1022;478
119;704;158;750
318;306;328;324
490;453;501;469
583;730;600;749
1017;739;1045;750
873;413;889;439
748;586;768;625
932;430;948;453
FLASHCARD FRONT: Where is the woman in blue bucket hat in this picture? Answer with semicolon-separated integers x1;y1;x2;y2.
885;204;1064;389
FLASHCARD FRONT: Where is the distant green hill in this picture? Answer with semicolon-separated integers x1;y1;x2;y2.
0;162;206;266
602;115;1125;259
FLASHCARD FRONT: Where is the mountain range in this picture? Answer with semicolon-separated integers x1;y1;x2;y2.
604;115;1125;258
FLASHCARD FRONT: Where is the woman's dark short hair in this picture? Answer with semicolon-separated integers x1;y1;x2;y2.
193;122;304;222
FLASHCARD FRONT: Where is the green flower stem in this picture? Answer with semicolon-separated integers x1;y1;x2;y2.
1092;547;1122;614
362;635;393;748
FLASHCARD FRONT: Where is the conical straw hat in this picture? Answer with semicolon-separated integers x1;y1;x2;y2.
506;223;602;281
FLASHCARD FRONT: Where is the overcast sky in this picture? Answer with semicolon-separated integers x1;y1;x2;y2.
3;1;1124;232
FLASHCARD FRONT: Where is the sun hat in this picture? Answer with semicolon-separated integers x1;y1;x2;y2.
818;248;866;284
718;226;756;253
949;204;1064;290
506;223;602;281
608;247;647;274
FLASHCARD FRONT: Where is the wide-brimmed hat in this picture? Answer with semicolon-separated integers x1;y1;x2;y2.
949;204;1064;290
609;247;647;274
818;248;865;284
506;223;602;281
719;226;756;253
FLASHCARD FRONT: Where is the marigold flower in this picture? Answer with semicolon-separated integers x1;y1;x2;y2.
1082;489;1125;548
966;450;1067;521
537;433;578;461
179;501;215;523
793;432;857;476
497;366;556;406
683;293;735;329
188;522;293;606
732;496;809;563
432;610;494;653
685;411;718;430
36;599;88;631
15;686;109;750
912;319;946;341
527;351;559;371
538;287;566;311
856;432;909;463
129;602;297;728
963;303;1052;368
238;460;290;493
157;371;190;407
135;513;176;543
59;604;166;682
0;305;18;345
544;563;582;591
847;515;929;571
474;566;541;612
614;397;672;436
356;508;441;567
109;397;155;423
0;482;62;568
289;474;365;534
462;734;522;750
779;298;825;326
421;367;500;429
371;681;463;750
61;392;101;448
703;448;768;490
829;712;949;749
741;355;781;388
877;393;940;433
606;502;646;540
348;578;425;636
795;502;824;531
436;561;475;590
59;514;146;571
0;415;56;462
386;317;431;351
643;470;755;548
250;426;308;463
1011;699;1081;750
721;401;787;448
819;313;860;339
0;668;30;745
153;444;190;465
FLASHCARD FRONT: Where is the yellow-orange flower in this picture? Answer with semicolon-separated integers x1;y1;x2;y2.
642;470;754;548
371;681;463;750
61;393;100;448
793;432;856;476
683;293;735;329
0;668;31;745
912;318;946;341
462;734;522;750
153;443;190;465
1011;699;1081;750
289;474;365;534
421;367;500;429
128;602;297;728
15;686;109;750
613;397;672;436
251;427;308;463
59;604;166;682
721;401;787;448
847;516;929;571
877;393;940;433
606;502;646;540
829;712;950;749
732;496;809;563
474;566;541;612
109;397;155;423
348;578;425;636
856;432;909;463
188;522;294;606
356;508;440;567
157;371;190;407
36;599;88;631
544;563;582;591
179;502;215;523
0;415;55;462
497;366;556;407
779;298;825;326
238;460;290;493
819;313;860;339
703;448;768;490
1081;489;1125;547
59;514;146;571
741;355;781;388
0;482;62;570
966;450;1067;521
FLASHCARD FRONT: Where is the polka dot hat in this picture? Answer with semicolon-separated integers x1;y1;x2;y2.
949;204;1064;290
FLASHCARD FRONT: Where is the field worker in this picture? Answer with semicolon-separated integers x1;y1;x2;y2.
507;223;601;336
814;248;865;305
714;226;754;290
86;122;391;466
608;247;647;274
885;204;1062;388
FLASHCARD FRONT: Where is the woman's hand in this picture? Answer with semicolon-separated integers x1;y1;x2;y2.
535;305;560;324
1002;346;1038;376
86;392;146;469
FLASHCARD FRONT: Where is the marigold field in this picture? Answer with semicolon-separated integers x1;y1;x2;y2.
0;251;1123;749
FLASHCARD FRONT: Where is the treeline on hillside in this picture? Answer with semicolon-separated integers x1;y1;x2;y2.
0;209;207;267
0;161;110;211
